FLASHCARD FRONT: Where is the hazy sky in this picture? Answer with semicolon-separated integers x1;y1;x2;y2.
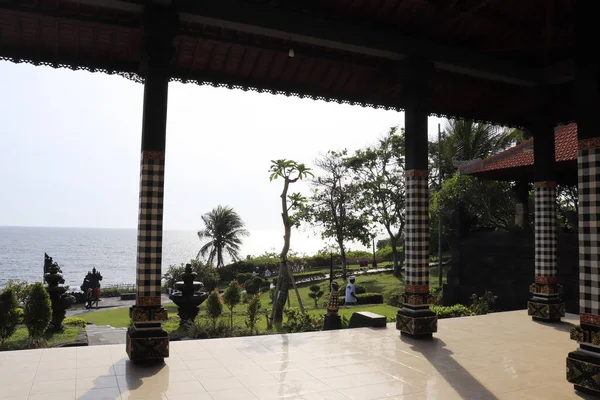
0;61;444;255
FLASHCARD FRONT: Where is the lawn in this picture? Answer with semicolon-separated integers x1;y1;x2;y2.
79;270;448;334
0;326;81;351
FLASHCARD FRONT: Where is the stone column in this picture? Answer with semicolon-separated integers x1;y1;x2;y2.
126;5;178;362
528;122;564;321
566;5;600;392
396;60;437;338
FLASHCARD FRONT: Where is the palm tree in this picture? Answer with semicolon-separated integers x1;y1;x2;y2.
197;205;249;267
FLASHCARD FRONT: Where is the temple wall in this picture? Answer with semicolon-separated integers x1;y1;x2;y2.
442;231;578;313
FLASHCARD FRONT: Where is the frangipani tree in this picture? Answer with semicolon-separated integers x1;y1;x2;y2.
269;159;313;323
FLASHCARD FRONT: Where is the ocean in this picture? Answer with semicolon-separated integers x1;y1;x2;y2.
0;226;329;289
0;226;200;288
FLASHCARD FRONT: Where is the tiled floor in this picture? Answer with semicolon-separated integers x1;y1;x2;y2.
0;311;594;400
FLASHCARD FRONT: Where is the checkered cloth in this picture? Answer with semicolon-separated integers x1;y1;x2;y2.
136;152;165;299
534;184;557;277
405;172;430;286
579;147;600;315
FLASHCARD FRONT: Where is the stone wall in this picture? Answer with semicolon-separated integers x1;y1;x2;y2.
443;231;579;314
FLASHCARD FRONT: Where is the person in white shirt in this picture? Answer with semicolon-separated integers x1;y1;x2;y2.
345;276;358;305
264;269;272;279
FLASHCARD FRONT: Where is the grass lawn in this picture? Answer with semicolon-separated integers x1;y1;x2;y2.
0;326;81;351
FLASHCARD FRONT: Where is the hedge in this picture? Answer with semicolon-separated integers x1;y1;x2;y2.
341;292;384;305
430;304;474;319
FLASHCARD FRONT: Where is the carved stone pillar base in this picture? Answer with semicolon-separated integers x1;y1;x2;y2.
567;349;600;395
126;325;169;362
396;308;437;338
126;305;169;362
323;314;342;330
528;282;564;322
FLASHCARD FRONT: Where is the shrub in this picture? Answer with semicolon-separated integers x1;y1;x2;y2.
385;290;402;307
0;288;20;345
4;280;31;305
470;291;498;315
99;286;136;298
23;282;52;347
163;260;219;291
430;304;474;319
341;292;384;305
244;278;261;295
188;318;248;339
282;308;323;333
63;317;87;328
246;293;262;335
308;285;325;308
223;281;242;328
205;291;223;330
236;273;252;284
14;307;24;324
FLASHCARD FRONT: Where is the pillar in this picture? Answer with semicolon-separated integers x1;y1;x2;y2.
126;5;178;362
528;121;565;322
513;180;530;230
566;2;600;392
396;60;437;338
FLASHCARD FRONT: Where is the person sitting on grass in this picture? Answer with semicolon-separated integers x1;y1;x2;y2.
345;276;358;306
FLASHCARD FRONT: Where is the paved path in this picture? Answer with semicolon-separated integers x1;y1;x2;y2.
86;324;127;346
67;294;172;317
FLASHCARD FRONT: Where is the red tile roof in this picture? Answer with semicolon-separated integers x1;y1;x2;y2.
459;123;577;175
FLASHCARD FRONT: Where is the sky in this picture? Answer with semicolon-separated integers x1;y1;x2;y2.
0;61;445;255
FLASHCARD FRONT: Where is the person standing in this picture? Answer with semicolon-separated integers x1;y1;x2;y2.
92;286;100;309
345;276;358;306
86;287;93;309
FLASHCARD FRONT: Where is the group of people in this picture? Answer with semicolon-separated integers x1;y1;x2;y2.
85;286;100;309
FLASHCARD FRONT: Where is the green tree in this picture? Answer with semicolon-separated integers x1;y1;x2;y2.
222;281;242;328
23;282;51;348
197;205;249;267
245;293;262;335
307;285;325;309
346;127;406;275
269;159;313;322
205;290;223;330
163;259;220;291
302;150;370;279
0;288;20;345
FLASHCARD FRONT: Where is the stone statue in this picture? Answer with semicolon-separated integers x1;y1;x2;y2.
43;256;70;331
80;267;103;293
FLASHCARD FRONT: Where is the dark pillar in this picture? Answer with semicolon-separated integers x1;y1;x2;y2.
527;120;565;322
396;60;437;338
126;4;178;362
567;2;600;393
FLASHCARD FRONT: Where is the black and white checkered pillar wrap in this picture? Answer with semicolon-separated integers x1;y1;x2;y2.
136;151;165;305
579;142;600;320
405;170;430;287
534;182;557;278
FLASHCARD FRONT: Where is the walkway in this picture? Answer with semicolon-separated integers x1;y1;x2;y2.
0;310;591;399
86;325;127;346
67;294;172;317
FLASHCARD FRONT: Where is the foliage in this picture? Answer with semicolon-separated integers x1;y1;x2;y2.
0;288;20;345
205;291;223;330
341;292;384;305
430;304;474;319
222;281;242;328
0;326;80;351
23;282;52;348
14;307;24;324
245;293;262;335
282;308;324;333
197;205;249;267
63;317;87;328
236;272;252;285
469;291;498;315
430;286;443;305
385;290;402;308
308;285;325;308
3;280;32;304
300;150;370;278
163;259;219;291
557;184;578;231
98;285;136;298
346;127;406;274
187;318;249;339
432;171;516;239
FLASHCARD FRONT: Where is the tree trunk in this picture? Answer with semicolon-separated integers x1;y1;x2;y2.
272;267;289;322
338;238;347;280
389;236;401;276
